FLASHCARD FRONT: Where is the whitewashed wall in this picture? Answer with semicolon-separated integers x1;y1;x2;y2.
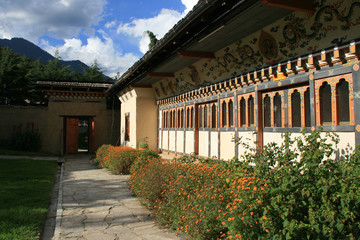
199;131;209;157
210;131;219;158
185;131;195;154
177;131;185;154
169;130;176;151
220;132;235;160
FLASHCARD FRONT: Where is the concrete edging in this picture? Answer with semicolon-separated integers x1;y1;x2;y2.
52;162;64;240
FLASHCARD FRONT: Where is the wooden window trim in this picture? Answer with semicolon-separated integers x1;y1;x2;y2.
220;97;234;128
314;73;354;126
237;93;255;127
288;86;309;128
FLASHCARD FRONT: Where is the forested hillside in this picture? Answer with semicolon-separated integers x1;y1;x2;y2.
0;38;89;73
0;46;112;105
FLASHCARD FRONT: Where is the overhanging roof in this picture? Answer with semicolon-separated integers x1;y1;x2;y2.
37;81;112;89
108;0;304;94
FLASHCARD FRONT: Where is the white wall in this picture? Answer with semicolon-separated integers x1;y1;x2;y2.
177;131;185;154
185;131;195;154
210;131;218;158
169;130;176;151
199;131;209;157
162;130;169;150
238;131;257;158
220;132;235;160
118;87;158;150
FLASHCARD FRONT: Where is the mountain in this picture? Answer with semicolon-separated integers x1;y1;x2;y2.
0;38;89;73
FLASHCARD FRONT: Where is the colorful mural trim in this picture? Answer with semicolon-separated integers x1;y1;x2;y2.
153;0;360;99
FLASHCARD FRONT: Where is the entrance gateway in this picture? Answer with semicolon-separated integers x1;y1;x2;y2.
64;116;95;154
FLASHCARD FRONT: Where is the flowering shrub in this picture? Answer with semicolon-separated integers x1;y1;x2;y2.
128;131;360;239
11;122;41;151
94;145;158;175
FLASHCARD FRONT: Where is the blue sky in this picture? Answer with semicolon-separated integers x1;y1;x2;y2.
0;0;198;77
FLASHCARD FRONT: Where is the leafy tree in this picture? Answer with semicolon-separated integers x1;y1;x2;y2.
145;30;158;49
41;52;72;81
82;60;107;82
0;46;112;105
0;47;43;104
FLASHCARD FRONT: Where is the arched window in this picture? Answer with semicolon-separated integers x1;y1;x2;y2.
291;90;301;127
248;95;255;126
172;110;176;128
211;104;217;128
305;88;311;127
177;109;181;128
228;100;234;127
186;108;190;128
239;97;246;127
180;108;184;128
204;105;208;128
163;111;166;128
337;79;350;124
274;93;282;127
320;82;332;124
264;95;271;127
222;101;227;127
169;111;173;128
191;107;194;128
199;105;203;128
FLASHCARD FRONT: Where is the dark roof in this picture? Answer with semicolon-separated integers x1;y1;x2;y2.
36;81;112;89
108;0;293;94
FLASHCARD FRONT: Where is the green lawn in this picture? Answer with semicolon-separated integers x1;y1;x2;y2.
0;148;57;157
0;158;57;240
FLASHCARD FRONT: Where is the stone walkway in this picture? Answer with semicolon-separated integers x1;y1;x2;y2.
57;154;185;240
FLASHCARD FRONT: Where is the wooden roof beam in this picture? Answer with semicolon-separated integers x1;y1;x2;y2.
178;50;216;59
262;0;315;14
147;72;175;78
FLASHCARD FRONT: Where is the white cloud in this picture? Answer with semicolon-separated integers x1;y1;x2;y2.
42;34;139;77
0;0;106;42
0;0;199;77
182;0;199;14
116;0;198;54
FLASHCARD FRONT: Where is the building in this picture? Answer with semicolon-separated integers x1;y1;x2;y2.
0;81;120;155
108;0;360;160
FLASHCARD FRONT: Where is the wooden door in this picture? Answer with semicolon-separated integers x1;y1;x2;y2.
66;118;79;154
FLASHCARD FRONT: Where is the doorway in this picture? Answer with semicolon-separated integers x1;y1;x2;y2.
64;117;95;154
78;119;89;152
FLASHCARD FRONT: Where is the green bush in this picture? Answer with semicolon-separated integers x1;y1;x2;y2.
138;141;149;149
129;131;360;239
108;147;139;174
94;145;159;175
93;144;113;166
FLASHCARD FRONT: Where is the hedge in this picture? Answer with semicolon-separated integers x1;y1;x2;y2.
96;131;360;239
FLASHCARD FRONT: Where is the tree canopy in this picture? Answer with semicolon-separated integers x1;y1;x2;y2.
0;46;111;106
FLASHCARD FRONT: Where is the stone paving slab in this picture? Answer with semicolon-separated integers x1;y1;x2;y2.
57;154;186;240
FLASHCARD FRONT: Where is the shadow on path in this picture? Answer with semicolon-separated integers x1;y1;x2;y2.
58;154;186;240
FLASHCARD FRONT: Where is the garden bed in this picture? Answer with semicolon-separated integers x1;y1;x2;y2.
95;131;360;239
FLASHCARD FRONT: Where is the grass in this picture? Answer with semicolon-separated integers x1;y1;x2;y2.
0;158;57;240
0;148;57;157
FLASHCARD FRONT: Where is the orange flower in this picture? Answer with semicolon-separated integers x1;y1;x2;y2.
262;216;267;220
250;212;254;215
222;222;226;225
